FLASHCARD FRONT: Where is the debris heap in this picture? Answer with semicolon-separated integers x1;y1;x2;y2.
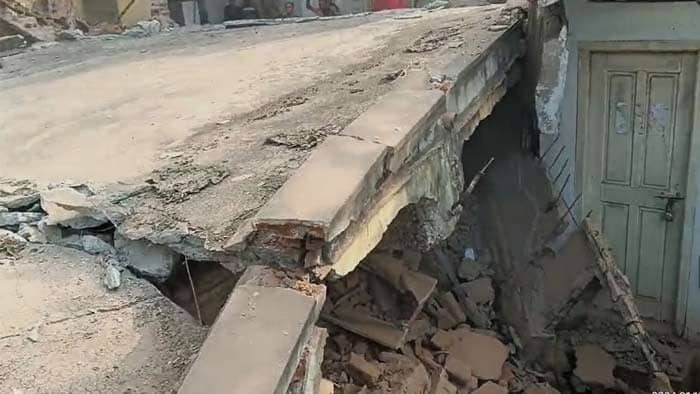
317;200;675;394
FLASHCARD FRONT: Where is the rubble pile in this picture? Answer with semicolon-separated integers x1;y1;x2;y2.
320;244;546;394
317;195;676;394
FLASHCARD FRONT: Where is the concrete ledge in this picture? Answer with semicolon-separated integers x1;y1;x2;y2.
341;89;446;173
178;283;325;394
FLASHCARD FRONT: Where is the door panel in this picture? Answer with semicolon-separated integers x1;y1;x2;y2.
637;207;668;300
584;51;697;322
602;202;630;272
642;74;678;189
604;73;636;185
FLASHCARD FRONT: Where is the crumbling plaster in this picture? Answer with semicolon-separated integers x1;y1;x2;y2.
537;0;700;338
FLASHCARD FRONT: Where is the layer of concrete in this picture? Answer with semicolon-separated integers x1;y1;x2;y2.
0;245;206;392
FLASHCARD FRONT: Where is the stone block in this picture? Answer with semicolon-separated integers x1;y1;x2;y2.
115;234;180;283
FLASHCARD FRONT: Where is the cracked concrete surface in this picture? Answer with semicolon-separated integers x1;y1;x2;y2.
0;6;507;262
0;245;206;392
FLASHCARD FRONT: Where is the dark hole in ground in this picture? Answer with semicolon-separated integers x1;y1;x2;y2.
157;260;240;326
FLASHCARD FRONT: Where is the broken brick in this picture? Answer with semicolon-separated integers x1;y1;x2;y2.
348;353;382;386
445;354;472;385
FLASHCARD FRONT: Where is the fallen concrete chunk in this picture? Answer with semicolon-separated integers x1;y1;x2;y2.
348;353;382;386
460;277;494;305
0;212;43;227
103;264;122;290
80;235;116;255
449;330;508;380
115;235;180;283
179;284;321;394
445;354;472;385
0;192;39;209
326;306;407;350
40;187;108;229
363;252;437;321
364;253;436;299
473;382;508;394
573;344;616;389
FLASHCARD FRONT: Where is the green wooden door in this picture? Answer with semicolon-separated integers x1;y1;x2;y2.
583;52;697;322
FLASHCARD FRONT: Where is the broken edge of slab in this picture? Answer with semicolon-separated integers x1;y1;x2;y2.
224;23;525;277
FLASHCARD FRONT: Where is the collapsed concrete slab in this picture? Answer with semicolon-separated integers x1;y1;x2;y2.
229;21;525;277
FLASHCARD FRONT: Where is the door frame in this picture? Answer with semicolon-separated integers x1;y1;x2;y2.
575;41;700;335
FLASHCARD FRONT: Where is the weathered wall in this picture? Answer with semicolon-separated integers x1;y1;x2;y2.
538;0;700;339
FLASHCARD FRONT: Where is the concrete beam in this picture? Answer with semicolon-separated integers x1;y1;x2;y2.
178;268;326;394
